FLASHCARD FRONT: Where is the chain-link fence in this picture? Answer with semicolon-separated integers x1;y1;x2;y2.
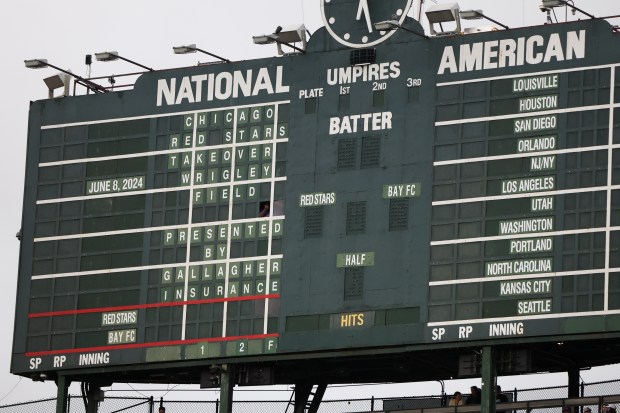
2;379;620;413
0;398;56;413
0;396;153;413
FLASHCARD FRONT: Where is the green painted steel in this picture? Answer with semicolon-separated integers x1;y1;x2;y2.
10;0;620;381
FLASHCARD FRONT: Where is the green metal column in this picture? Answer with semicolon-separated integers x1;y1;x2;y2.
86;386;99;413
55;375;70;413
219;364;234;413
568;367;580;397
293;383;313;413
481;346;496;413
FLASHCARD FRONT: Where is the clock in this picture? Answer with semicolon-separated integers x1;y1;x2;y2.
321;0;414;48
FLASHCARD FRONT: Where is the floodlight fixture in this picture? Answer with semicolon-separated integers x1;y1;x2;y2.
24;59;49;69
460;10;509;29
172;44;230;63
425;2;462;36
539;0;595;19
252;34;277;45
459;10;483;20
373;20;429;39
95;51;154;71
24;58;107;94
94;51;119;62
173;45;195;54
252;24;307;55
373;20;398;31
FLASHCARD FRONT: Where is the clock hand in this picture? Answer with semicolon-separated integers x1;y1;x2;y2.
356;0;373;33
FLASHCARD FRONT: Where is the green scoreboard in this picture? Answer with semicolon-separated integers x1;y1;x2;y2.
12;2;620;385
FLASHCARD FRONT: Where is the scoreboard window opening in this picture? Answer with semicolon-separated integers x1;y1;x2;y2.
86;157;148;178
339;93;350;111
610;272;620;309
337;136;383;171
337;138;357;170
344;267;364;300
304;206;324;238
86;137;149;158
360;136;381;168
408;86;420;103
389;199;409;231
305;97;317;114
346;201;367;235
87;119;150;140
373;90;385;107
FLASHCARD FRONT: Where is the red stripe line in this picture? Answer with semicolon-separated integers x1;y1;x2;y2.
25;333;280;357
28;294;280;318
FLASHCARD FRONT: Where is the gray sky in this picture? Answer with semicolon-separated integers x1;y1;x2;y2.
1;0;619;405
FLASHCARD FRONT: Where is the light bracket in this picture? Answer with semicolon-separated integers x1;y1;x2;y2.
373;20;429;39
172;44;230;63
460;10;509;30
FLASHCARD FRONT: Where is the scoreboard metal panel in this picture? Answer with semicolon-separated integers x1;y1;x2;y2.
11;17;620;379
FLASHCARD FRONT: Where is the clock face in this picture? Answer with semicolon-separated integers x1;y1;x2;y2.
321;0;413;48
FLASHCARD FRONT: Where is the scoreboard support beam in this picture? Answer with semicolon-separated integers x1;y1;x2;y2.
55;375;70;413
481;347;496;413
85;384;102;413
308;383;327;413
292;382;327;413
568;367;580;398
219;364;234;413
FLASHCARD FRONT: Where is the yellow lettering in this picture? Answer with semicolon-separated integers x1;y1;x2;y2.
357;313;365;326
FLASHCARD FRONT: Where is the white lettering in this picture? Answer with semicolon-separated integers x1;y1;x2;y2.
509;237;554;254
489;322;524;337
79;352;111;366
531;196;554;212
518;299;552;314
329;112;392;135
156;66;289;107
299;192;337;207
501;176;555;194
327;62;401;86
518;136;556;153
501;280;552;296
499;217;554;235
438;31;585;74
486;258;553;276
